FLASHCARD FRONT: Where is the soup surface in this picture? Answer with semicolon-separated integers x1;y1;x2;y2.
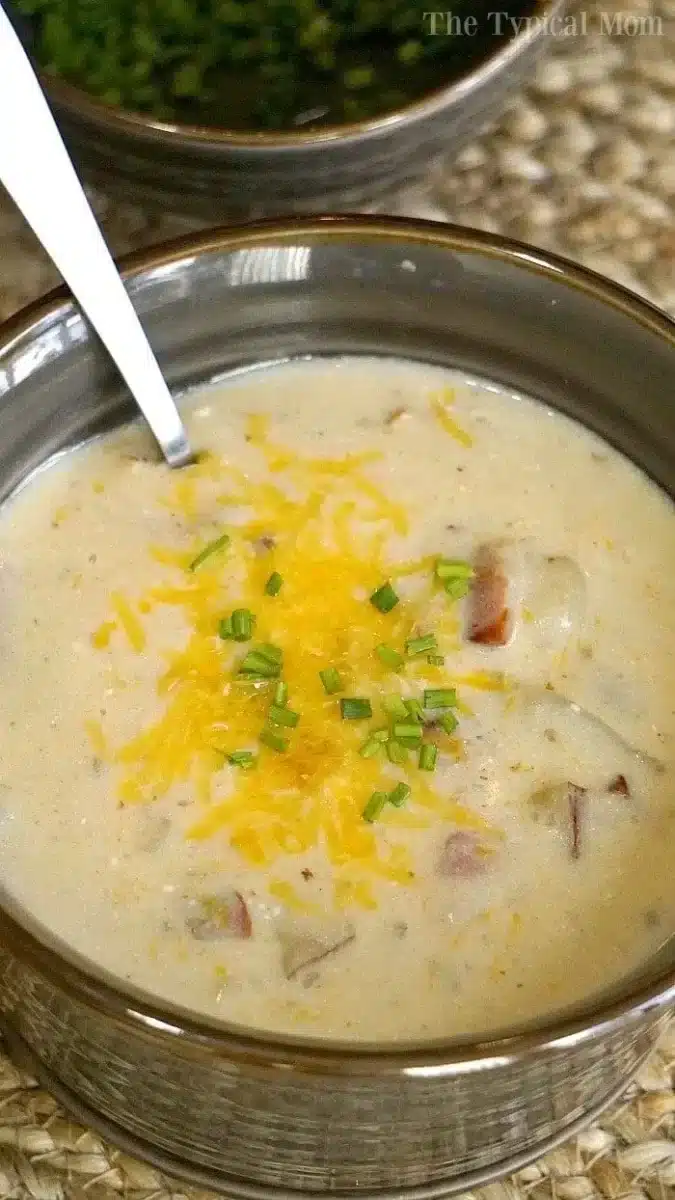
0;358;674;1042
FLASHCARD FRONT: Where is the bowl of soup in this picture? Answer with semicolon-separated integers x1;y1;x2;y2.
0;216;674;1196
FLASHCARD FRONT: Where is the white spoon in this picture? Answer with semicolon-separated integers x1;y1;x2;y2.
0;5;192;468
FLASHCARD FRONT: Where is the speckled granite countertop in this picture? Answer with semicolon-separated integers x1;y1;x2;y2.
0;3;674;1197
0;0;673;321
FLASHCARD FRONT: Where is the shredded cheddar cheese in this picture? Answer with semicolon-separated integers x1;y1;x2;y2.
430;388;473;448
91;620;116;649
84;719;108;759
452;670;510;692
89;408;498;905
269;881;320;913
111;593;146;652
51;504;71;527
333;878;377;910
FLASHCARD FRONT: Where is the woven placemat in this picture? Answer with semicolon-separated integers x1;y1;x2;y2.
0;0;674;1194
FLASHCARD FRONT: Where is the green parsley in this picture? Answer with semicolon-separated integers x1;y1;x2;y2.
319;667;343;695
359;736;384;759
370;582;399;613
227;750;257;769
231;608;255;641
423;688;458;710
269;705;300;728
362;791;388;823
404;698;424;723
264;571;283;596
388;782;411;808
435;558;474;581
406;633;438;657
237;645;283;679
387;740;407;765
383;695;408;720
418;744;438;772
188;532;230;572
392;722;423;745
340;698;373;720
375;643;404;670
260;726;289;753
444;576;472;600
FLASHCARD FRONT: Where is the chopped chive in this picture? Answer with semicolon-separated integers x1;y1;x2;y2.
406;633;438;657
228;750;257;769
424;688;458;710
257;643;283;665
404;698;424;723
238;664;278;678
362;791;388;823
393;722;423;745
360;736;384;758
419;744;438;772
269;705;300;728
435;558;474;581
241;651;281;673
445;576;472;600
340;698;373;720
388;782;411;808
265;571;283;596
188;532;230;572
231;608;256;641
370;581;400;613
371;728;390;743
273;681;288;707
387;739;407;765
375;643;404;670
238;650;281;678
428;654;445;666
439;711;459;735
260;726;289;752
319;667;343;695
383;695;408;720
218;616;234;640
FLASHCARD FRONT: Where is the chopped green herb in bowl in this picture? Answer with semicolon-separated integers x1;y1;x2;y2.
13;0;537;131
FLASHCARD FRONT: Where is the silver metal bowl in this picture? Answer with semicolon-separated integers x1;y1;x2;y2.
0;216;674;1197
36;2;563;220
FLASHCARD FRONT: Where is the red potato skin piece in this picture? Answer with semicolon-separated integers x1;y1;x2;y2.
232;892;253;938
568;785;586;860
437;830;489;878
185;890;252;941
282;928;356;980
467;545;510;646
608;773;630;796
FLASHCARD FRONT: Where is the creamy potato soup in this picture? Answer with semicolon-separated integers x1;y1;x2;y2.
0;357;674;1043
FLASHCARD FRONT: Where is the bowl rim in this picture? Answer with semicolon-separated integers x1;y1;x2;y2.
38;0;563;149
1;213;675;1074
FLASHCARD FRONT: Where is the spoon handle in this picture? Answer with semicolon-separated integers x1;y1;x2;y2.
0;6;191;467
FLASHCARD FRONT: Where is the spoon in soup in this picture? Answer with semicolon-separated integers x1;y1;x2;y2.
0;4;192;468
